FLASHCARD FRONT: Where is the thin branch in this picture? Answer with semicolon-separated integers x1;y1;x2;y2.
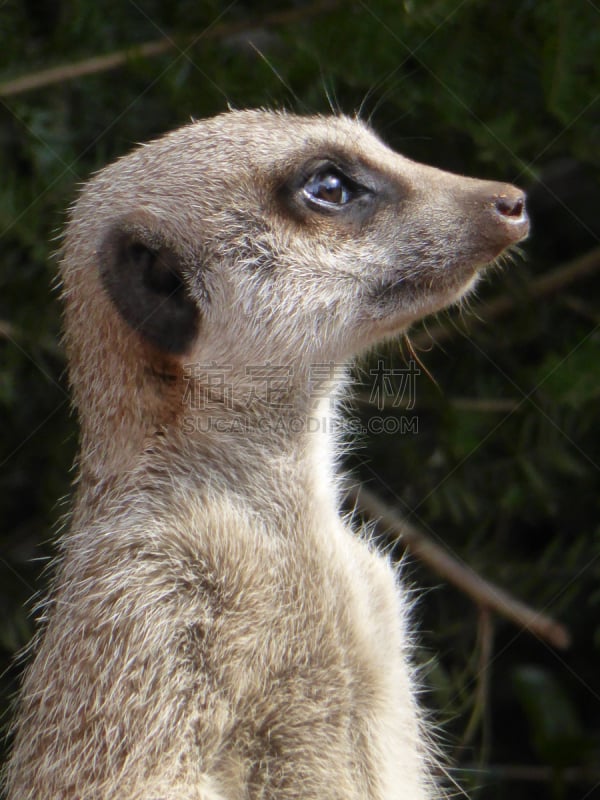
561;294;600;324
0;0;341;97
353;391;521;413
447;397;521;413
348;484;571;650
412;246;600;350
454;608;495;760
0;320;16;340
461;764;600;784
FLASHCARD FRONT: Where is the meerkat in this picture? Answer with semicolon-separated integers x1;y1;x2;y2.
4;110;528;800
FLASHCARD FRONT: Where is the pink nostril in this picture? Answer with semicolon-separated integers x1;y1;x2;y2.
496;195;525;218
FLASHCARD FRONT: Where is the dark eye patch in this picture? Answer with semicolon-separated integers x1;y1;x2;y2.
274;153;388;225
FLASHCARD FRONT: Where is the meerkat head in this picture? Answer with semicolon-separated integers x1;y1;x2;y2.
59;110;528;471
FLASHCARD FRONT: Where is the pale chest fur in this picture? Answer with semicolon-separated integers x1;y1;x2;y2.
141;494;426;799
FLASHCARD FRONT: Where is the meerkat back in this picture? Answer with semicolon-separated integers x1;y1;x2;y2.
4;110;528;800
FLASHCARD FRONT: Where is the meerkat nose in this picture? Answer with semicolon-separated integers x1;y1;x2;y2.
495;189;526;219
494;187;528;225
489;185;529;243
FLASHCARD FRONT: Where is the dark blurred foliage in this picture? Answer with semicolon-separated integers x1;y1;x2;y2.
1;2;599;798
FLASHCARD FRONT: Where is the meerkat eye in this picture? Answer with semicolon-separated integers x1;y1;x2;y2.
303;170;353;207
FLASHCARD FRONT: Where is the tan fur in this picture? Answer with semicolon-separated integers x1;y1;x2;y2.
4;110;528;799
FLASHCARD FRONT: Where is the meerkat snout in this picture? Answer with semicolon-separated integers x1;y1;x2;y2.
451;179;528;263
471;181;529;241
5;110;529;800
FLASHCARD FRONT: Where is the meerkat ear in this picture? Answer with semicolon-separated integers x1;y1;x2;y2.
98;215;201;354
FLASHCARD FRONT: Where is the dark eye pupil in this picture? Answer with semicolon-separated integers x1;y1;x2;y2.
305;171;348;204
315;174;343;203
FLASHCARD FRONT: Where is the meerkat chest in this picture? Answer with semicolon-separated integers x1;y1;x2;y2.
182;512;422;799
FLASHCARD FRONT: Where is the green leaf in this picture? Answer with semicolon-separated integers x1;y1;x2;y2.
512;664;585;768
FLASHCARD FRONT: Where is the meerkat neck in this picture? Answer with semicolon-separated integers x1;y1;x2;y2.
73;377;345;532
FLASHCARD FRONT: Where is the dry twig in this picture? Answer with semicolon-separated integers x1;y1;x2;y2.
0;1;341;97
0;320;16;340
461;764;600;784
453;607;495;760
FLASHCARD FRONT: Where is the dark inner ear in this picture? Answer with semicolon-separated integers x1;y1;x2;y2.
99;227;200;354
